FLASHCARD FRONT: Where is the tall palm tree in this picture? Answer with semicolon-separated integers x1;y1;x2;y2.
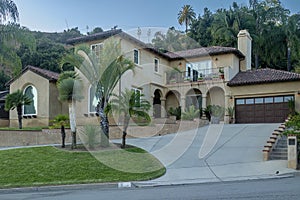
57;71;83;149
109;89;150;148
178;5;196;33
0;0;19;24
61;39;135;147
4;89;32;129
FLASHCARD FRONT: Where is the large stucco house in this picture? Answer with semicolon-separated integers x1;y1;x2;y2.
4;29;300;127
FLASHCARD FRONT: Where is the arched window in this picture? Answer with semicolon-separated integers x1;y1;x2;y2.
23;85;37;115
89;85;99;113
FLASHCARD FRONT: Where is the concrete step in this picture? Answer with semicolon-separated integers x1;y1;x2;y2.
269;156;287;160
272;148;287;153
270;153;287;157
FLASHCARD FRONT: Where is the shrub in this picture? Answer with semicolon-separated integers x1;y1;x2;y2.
181;105;200;121
82;125;99;149
210;105;225;118
168;106;181;120
49;114;69;129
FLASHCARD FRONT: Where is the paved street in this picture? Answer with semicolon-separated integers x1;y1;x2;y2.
123;124;297;186
1;175;300;200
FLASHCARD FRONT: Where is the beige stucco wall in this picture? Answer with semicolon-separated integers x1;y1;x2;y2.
74;35;172;121
9;70;67;127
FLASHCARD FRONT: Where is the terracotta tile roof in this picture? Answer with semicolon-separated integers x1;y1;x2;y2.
6;66;60;86
227;68;300;86
66;29;123;45
164;46;245;60
0;91;9;100
66;29;245;61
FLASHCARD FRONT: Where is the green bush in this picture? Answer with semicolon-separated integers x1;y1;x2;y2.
83;125;99;149
168;106;181;120
181;105;200;121
210;105;225;118
49;114;69;129
286;114;300;134
204;105;212;121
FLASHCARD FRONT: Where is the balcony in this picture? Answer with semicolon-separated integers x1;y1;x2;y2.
166;67;225;85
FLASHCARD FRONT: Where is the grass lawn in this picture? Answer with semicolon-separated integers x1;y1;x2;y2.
0;146;166;188
0;127;46;131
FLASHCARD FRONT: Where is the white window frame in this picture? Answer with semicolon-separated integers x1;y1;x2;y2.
154;58;159;73
131;87;142;105
186;60;212;78
91;43;103;56
23;85;38;116
88;85;99;113
133;49;140;65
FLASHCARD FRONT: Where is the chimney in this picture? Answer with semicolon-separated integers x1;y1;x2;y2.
238;30;252;71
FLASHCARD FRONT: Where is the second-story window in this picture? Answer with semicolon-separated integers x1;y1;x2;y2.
154;58;159;73
134;49;139;65
91;43;103;57
131;87;141;106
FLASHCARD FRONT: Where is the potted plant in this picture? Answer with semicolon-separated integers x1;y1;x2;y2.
198;74;204;82
226;107;235;124
210;105;225;124
219;68;224;79
184;77;191;82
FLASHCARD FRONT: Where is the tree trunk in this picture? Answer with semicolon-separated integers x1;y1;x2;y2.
185;20;188;34
98;106;109;147
255;54;259;69
121;115;130;148
61;125;66;148
17;106;22;129
69;102;77;149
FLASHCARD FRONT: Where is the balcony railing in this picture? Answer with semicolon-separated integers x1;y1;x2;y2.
166;67;224;84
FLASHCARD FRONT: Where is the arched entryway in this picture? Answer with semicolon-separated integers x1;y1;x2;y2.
185;88;202;111
206;87;225;107
153;89;162;118
166;90;180;114
206;87;225;122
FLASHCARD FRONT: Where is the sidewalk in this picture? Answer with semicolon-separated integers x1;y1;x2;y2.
124;124;297;187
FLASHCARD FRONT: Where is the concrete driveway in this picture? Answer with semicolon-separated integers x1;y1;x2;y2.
124;124;297;186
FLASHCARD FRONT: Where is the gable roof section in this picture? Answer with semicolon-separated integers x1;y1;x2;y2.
66;29;245;61
66;29;123;45
165;46;245;60
0;91;9;100
6;65;60;86
227;68;300;87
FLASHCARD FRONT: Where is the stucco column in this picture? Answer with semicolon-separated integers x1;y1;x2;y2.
149;96;154;117
224;95;231;124
202;95;207;118
295;92;300;113
180;97;186;112
160;98;167;118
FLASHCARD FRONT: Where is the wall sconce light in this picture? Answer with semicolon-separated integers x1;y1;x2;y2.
215;58;218;61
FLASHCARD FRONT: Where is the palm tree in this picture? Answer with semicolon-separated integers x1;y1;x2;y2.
0;0;19;24
109;89;150;148
61;39;135;147
57;71;83;149
4;89;32;129
178;5;196;33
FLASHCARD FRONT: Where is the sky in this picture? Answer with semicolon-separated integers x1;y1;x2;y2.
13;0;300;34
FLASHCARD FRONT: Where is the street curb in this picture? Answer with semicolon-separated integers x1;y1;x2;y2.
133;173;296;188
0;182;120;194
0;173;298;192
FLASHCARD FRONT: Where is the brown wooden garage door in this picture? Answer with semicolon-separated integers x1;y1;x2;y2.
235;95;294;123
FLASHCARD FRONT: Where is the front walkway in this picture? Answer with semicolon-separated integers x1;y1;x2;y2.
124;124;296;186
